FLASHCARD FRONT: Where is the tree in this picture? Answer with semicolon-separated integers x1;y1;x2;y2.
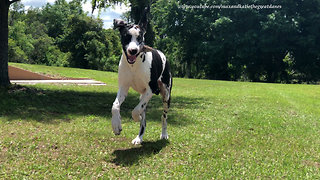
151;0;320;83
41;0;83;38
1;0;126;87
291;0;320;83
6;0;122;70
91;0;127;11
58;14;101;68
0;0;20;87
8;21;35;63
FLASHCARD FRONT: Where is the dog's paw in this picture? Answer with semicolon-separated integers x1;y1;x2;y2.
132;136;143;145
160;133;169;140
111;116;122;135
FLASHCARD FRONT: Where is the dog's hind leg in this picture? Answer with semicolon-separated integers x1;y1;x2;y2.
160;93;170;140
132;107;146;144
132;89;153;145
159;81;171;140
132;103;147;145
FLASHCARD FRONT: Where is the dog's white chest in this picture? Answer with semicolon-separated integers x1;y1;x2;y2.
118;53;152;94
131;75;148;94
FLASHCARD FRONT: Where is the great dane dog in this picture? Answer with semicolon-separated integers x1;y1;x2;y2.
112;7;173;145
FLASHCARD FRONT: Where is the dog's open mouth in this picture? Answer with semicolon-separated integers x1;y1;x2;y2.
127;54;137;64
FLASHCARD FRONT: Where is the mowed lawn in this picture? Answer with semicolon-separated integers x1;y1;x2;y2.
1;63;320;179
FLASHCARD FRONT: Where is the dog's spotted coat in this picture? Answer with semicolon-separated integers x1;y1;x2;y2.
112;12;172;145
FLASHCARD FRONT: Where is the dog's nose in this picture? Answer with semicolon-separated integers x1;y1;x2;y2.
129;49;138;55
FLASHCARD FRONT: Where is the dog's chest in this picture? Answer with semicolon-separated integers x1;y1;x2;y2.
119;54;152;94
130;66;150;93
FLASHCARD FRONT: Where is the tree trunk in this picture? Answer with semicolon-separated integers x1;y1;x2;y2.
185;60;192;78
0;0;11;87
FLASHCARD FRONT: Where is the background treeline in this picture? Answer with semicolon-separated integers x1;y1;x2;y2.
151;0;320;83
9;0;320;83
9;0;121;72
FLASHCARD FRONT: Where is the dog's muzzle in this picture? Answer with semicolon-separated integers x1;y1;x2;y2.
127;54;137;64
126;46;143;64
127;49;138;64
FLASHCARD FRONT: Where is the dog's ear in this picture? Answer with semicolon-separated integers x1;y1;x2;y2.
138;6;150;33
113;19;127;30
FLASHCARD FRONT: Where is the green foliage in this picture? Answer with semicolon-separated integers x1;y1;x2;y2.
41;0;84;38
8;21;34;63
8;38;28;63
57;14;121;70
151;0;320;83
46;46;71;67
91;0;127;10
8;1;121;72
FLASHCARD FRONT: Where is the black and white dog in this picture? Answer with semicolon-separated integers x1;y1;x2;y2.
112;8;172;145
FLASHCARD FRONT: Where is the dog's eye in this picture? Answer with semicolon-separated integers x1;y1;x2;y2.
122;34;132;44
125;35;131;41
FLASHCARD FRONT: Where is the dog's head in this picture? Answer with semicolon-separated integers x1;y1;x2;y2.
114;7;149;64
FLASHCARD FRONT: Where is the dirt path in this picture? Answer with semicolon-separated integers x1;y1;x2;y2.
9;66;106;86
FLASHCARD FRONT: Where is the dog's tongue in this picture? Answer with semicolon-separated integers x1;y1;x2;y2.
128;55;136;64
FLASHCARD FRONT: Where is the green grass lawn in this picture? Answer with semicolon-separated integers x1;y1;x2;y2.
1;63;320;178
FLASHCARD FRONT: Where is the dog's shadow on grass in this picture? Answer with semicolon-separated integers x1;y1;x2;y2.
111;139;169;166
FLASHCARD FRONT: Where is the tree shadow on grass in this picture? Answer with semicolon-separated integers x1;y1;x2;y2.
111;139;169;166
0;85;118;122
0;85;206;126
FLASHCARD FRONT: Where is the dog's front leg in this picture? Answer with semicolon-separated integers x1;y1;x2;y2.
132;89;153;145
111;87;129;135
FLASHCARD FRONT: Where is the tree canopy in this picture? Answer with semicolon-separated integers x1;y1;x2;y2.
151;0;320;83
8;0;121;72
